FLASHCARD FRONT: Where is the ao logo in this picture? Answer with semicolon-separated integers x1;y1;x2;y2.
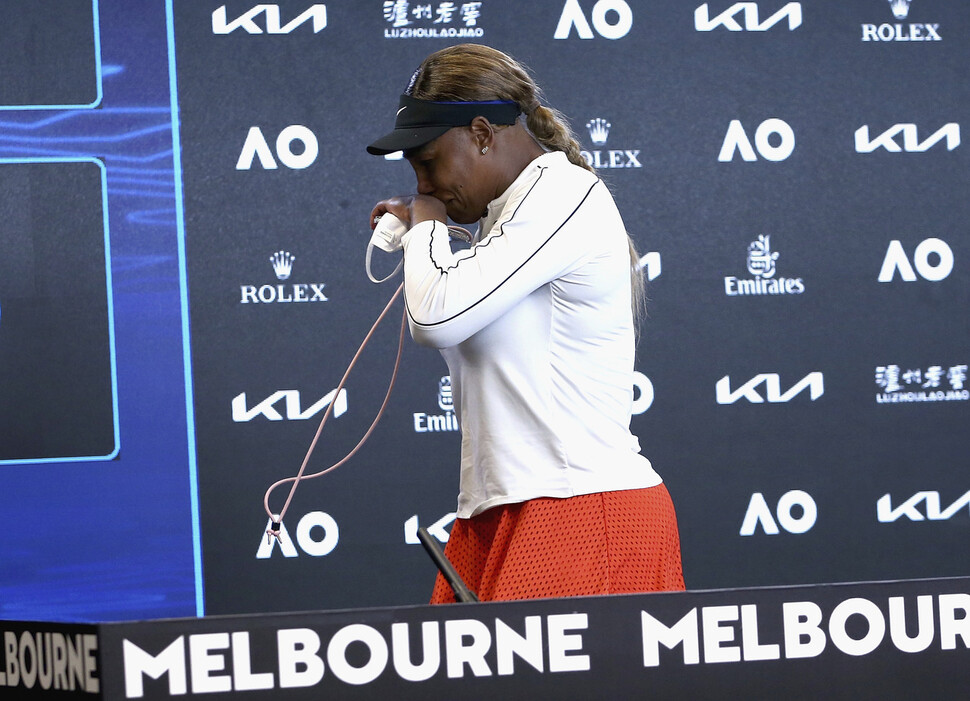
740;490;817;535
237;125;318;170
878;239;953;282
719;119;795;162
256;511;339;558
554;0;633;39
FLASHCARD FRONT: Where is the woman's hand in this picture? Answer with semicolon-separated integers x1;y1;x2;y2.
369;195;447;230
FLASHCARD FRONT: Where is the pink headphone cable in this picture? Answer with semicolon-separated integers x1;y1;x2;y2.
260;222;471;544
262;282;406;543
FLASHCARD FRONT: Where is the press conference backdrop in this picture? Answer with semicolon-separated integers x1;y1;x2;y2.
0;1;967;621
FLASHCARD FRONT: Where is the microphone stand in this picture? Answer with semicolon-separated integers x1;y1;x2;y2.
416;526;479;603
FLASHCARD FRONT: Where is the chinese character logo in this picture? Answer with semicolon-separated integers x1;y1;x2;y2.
383;2;482;28
875;364;969;403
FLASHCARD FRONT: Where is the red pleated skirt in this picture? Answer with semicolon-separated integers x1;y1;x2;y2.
430;484;685;604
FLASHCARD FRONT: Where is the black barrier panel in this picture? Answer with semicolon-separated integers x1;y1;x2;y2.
28;577;965;699
0;0;102;109
169;0;970;616
0;159;118;463
0;621;101;697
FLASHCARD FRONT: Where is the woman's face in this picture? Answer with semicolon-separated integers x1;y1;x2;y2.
405;127;492;224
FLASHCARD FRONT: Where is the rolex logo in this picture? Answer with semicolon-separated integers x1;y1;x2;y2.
586;118;611;145
580;116;641;169
862;0;939;42
888;0;912;20
270;251;295;280
241;250;327;305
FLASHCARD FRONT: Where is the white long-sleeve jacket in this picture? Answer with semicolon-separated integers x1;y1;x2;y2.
401;151;662;518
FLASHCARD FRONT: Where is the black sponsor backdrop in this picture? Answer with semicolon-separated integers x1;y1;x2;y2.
171;1;970;614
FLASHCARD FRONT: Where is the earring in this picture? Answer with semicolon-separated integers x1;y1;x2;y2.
481;146;488;155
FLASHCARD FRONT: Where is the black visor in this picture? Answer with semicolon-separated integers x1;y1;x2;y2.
366;94;520;156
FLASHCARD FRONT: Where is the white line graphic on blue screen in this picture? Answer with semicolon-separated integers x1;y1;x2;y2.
0;2;203;622
0;103;178;274
0;67;175;464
